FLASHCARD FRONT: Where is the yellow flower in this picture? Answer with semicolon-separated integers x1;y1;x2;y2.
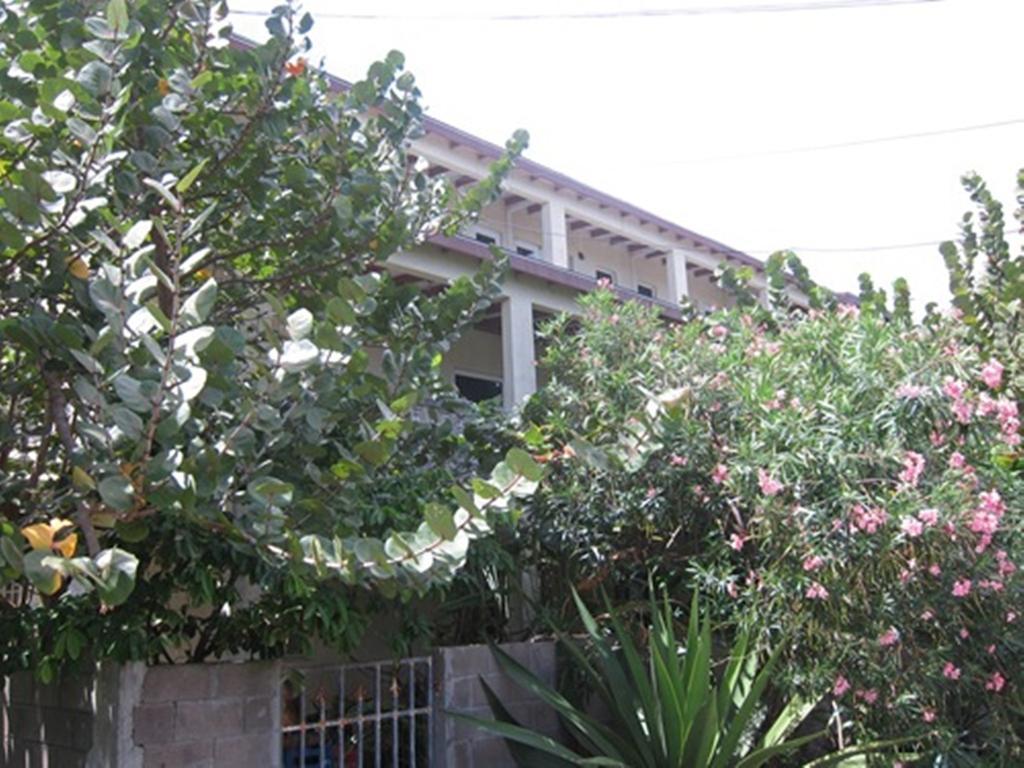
21;518;78;558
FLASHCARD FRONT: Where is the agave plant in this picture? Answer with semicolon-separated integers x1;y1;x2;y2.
455;590;897;767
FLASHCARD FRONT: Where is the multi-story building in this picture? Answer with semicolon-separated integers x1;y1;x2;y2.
319;71;815;408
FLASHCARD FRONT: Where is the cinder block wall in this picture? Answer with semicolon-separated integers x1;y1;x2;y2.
434;641;559;768
133;660;280;768
2;660;281;768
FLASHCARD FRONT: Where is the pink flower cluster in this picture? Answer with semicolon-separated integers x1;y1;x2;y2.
805;582;829;600
896;384;928;399
878;627;900;647
980;358;1004;390
711;464;729;485
802;554;824;572
969;489;1006;551
952;579;972;597
851;504;888;534
898;451;926;487
757;468;784;497
943;377;974;424
977;393;1020;447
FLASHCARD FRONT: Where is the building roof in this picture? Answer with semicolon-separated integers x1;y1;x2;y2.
230;33;858;305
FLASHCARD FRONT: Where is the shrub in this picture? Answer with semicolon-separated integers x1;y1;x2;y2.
521;286;1023;758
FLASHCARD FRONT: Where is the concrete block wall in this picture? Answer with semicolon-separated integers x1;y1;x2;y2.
133;660;280;768
2;660;280;768
434;641;559;768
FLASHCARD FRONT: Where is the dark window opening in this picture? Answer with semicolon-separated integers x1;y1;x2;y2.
474;232;497;245
595;269;615;284
516;245;536;257
455;374;502;403
637;284;654;298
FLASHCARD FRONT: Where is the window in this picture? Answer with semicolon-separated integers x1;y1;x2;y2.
455;373;503;403
467;224;501;246
595;269;616;285
515;241;540;258
637;283;655;298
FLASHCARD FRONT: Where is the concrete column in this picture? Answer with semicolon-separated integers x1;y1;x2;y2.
501;295;537;408
667;249;690;305
503;207;516;251
540;200;569;269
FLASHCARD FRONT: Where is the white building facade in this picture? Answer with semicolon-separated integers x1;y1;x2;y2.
381;112;807;408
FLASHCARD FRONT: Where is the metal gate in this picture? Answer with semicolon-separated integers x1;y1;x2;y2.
281;657;433;767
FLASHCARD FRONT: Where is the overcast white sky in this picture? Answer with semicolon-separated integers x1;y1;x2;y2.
230;0;1024;308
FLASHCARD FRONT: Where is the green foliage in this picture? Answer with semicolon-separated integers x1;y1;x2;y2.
941;170;1024;411
519;287;1024;759
456;590;895;767
0;0;536;675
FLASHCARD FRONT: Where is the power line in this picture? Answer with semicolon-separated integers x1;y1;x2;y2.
652;118;1024;165
744;234;1022;254
230;0;941;23
744;240;947;254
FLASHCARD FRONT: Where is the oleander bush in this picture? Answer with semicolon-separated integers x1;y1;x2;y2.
519;272;1024;760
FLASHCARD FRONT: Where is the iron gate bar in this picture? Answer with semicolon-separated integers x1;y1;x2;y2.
283;656;432;768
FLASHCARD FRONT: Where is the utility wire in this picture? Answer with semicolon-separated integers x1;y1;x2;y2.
647;118;1024;165
230;0;941;22
744;240;947;254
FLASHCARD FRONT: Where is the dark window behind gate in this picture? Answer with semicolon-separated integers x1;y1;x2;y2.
282;657;433;767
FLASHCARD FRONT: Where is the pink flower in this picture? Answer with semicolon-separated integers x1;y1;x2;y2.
833;675;851;697
987;644;997;655
900;517;924;538
646;487;658;500
898;451;926;487
942;662;961;681
928;563;942;577
922;708;936;723
802;554;824;572
979;489;1005;517
981;358;1004;389
948;451;967;470
856;688;879;705
879;627;900;647
917;508;939;526
757;468;783;497
729;532;749;551
710;324;729;339
959;628;970;639
669;454;688;467
952;399;974;424
711;464;729;485
952;579;972;597
805;582;829;600
896;384;927;399
920;609;934;621
1007;611;1017;624
943;377;967;400
986;671;1006;692
851;504;888;534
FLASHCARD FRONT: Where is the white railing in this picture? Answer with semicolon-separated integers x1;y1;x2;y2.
282;656;433;768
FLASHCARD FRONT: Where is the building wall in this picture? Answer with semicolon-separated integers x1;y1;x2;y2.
442;327;503;385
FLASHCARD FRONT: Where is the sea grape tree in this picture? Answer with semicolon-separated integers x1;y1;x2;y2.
0;0;537;675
